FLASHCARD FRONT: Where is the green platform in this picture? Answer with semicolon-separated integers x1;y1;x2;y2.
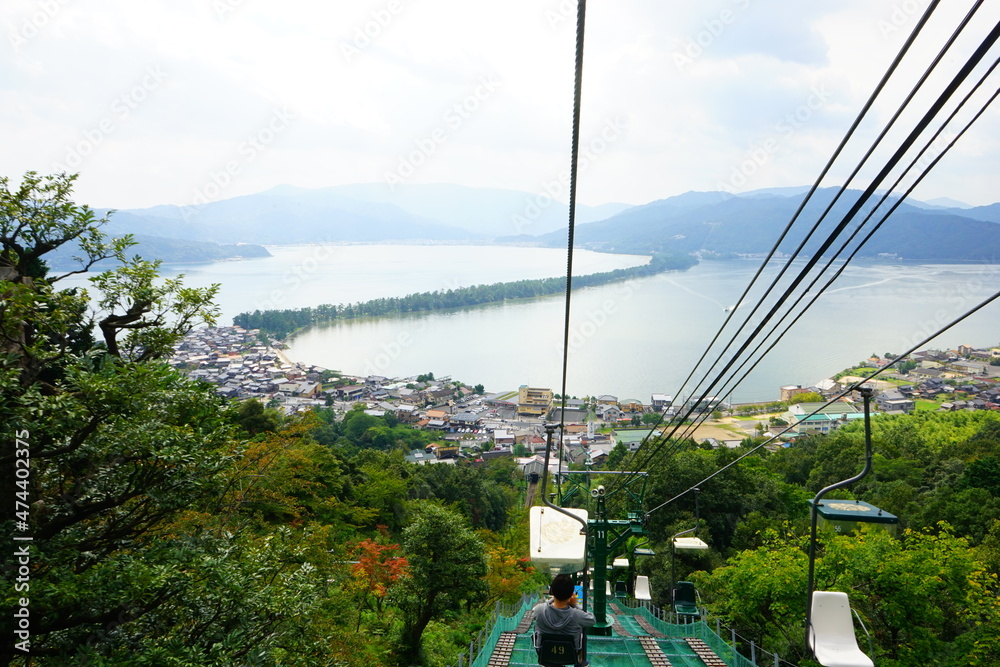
469;599;755;667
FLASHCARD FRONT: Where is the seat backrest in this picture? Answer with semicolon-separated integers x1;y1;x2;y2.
809;591;874;667
810;592;857;645
535;632;578;665
634;575;652;601
674;581;696;604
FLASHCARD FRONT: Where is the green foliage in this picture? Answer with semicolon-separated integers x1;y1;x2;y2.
696;526;1000;665
788;391;823;405
645;446;810;556
398;502;488;662
234;397;283;436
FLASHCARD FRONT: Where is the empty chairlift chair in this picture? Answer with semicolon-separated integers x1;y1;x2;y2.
808;591;874;667
672;581;700;620
634;575;652;601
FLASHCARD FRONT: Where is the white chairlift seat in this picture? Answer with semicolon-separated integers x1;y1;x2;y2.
673;536;709;551
809;591;874;667
529;506;589;573
634;575;652;601
612;557;630;568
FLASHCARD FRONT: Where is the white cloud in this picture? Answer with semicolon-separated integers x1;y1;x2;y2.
1;0;997;209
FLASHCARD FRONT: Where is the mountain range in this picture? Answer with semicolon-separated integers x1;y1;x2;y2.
79;183;1000;267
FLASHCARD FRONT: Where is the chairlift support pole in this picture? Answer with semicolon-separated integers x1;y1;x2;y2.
804;385;875;656
670;487;700;590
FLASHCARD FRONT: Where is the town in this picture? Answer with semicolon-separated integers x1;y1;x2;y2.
170;326;1000;474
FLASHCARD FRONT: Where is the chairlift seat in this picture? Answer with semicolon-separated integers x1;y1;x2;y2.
673;536;709;551
808;591;874;667
614;580;629;599
672;581;700;618
535;632;578;665
529;506;589;573
612;557;630;568
634;575;652;601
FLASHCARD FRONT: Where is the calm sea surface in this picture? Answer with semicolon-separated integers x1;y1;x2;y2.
65;245;1000;402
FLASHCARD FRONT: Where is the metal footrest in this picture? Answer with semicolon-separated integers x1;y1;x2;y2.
638;636;673;666
685;638;728;667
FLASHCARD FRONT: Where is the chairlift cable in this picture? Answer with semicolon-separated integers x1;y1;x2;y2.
647;0;990;454
539;0;589;534
612;3;997;488
556;0;588;438
665;16;1000;446
644;286;1000;518
607;0;946;489
667;58;1000;446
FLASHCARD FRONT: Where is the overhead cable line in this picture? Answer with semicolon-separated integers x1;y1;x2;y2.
667;57;1000;446
644;286;1000;518
607;0;946;490
541;0;588;533
660;0;993;445
612;5;1000;489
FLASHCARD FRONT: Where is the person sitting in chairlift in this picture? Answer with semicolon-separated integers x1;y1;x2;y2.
533;574;595;667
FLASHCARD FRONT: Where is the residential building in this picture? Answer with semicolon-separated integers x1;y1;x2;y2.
650;394;673;411
517;386;553;417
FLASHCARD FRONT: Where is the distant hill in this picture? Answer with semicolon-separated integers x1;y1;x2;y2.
107;188;479;244
46;234;271;271
104;184;633;244
95;184;999;262
321;183;633;236
527;188;1000;262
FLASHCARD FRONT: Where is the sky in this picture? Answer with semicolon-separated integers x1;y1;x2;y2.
3;0;999;211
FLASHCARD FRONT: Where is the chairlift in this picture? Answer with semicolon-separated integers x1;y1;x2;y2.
805;387;892;666
672;581;701;621
670;487;708;598
809;592;875;667
634;574;652;601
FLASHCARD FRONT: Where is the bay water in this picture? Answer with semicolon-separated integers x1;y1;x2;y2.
63;245;1000;402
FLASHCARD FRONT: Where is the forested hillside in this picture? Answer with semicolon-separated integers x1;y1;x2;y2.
3;173;998;666
620;410;1000;665
0;174;543;666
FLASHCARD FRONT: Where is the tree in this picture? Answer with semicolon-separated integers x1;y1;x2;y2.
0;174;354;664
234;397;282;436
474;383;484;395
347;535;409;630
696;526;1000;664
399;502;487;662
788;391;823;405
